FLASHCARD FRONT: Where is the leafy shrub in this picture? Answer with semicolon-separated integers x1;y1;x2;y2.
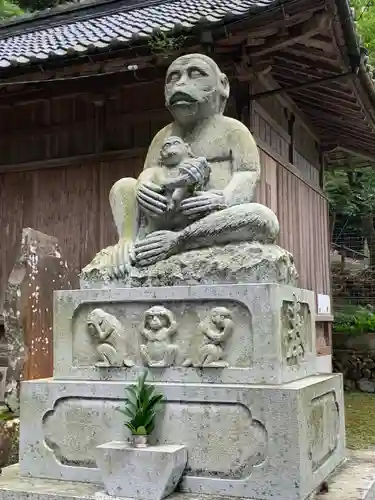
333;306;375;335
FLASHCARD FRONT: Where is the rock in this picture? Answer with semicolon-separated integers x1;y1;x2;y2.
3;228;75;413
344;379;356;391
357;378;375;393
81;242;298;287
346;366;362;382
363;368;372;379
364;357;375;369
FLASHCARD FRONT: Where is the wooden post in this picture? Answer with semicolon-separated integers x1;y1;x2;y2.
2;228;76;411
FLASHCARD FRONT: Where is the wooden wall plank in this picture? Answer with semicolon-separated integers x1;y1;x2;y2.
257;149;330;295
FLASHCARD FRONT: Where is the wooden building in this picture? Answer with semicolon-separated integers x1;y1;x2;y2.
0;0;374;368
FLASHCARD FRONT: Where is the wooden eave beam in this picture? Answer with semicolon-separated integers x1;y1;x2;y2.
255;72;320;142
271;70;357;102
308;112;373;133
309;117;374;137
273;79;362;110
298;35;336;53
246;11;332;58
288;93;364;117
309;121;375;147
326;146;375;165
277;48;341;71
272;58;343;79
222;0;327;35
0;57;253;107
274;82;362;111
0;65;168;106
250;71;354;100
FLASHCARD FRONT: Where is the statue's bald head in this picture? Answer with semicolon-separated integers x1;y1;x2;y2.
165;53;230;125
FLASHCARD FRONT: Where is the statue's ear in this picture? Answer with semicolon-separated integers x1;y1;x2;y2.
220;73;230;99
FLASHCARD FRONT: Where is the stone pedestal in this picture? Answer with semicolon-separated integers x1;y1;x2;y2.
12;281;345;500
53;284;316;384
19;375;344;500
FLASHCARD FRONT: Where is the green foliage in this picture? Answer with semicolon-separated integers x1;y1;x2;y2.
333;305;375;335
14;0;66;11
148;32;186;56
325;168;375;253
325;168;375;217
117;370;163;436
0;0;23;19
325;170;358;217
0;405;16;421
351;0;375;65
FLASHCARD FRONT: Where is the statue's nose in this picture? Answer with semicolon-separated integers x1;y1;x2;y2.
175;72;188;86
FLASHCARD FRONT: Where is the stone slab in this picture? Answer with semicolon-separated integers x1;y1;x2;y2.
95;443;187;500
317;449;375;500
2;449;375;500
53;284;316;385
19;374;345;500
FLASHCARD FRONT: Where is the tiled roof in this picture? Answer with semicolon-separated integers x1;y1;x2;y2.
0;0;276;68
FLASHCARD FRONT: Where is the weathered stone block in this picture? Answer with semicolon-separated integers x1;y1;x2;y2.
19;374;345;500
80;243;298;288
53;284;316;384
95;443;187;500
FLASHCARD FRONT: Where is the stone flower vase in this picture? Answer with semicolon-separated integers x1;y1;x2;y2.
96;441;187;500
132;434;148;448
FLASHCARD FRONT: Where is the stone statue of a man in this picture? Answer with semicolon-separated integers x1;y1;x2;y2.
84;53;279;278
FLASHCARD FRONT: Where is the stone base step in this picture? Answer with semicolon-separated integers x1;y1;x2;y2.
1;452;375;500
313;450;375;500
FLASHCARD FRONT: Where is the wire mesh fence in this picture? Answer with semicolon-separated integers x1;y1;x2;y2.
331;232;375;314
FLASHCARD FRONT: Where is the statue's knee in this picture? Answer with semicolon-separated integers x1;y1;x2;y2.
110;177;137;198
201;344;217;356
98;343;116;363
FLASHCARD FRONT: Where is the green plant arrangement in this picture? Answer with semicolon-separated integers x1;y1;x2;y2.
117;370;164;447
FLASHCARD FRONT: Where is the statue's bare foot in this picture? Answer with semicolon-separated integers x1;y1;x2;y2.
95;361;111;368
134;230;179;267
107;240;134;279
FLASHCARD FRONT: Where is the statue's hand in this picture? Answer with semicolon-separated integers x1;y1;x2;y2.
180;157;209;185
137;182;168;218
134;231;179;267
180;191;228;218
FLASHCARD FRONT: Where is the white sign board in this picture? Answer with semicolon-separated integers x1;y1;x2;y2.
317;294;331;315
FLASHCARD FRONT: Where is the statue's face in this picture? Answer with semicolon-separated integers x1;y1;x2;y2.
212;313;225;329
161;136;189;166
146;309;167;331
88;309;101;325
211;308;231;328
165;56;222;125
